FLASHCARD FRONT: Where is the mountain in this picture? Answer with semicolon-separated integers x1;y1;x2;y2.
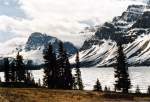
22;32;78;63
25;32;77;56
70;4;150;67
95;5;147;43
0;32;77;65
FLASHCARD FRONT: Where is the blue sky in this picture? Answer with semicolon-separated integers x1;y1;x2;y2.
0;0;25;17
0;0;25;42
0;0;147;45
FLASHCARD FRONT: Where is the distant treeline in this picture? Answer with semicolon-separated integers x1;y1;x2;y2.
0;58;44;72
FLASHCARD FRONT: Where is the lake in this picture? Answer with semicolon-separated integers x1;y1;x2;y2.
0;67;150;93
80;67;150;93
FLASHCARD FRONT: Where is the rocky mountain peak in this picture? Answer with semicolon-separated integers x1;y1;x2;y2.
25;32;58;51
132;11;150;28
25;32;77;56
127;5;145;13
113;5;145;24
30;32;44;37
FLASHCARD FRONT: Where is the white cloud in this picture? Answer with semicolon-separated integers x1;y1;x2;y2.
1;0;145;37
0;0;146;55
0;37;27;56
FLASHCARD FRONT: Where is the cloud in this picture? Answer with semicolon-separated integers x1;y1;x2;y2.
0;0;147;55
0;37;27;56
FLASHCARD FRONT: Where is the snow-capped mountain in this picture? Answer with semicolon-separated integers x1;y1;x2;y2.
70;4;150;67
25;32;77;56
21;32;78;64
94;5;149;44
0;32;78;65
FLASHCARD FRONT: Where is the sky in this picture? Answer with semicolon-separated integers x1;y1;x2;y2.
0;0;148;52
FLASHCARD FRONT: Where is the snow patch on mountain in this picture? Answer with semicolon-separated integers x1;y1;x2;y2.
70;39;117;67
127;34;150;64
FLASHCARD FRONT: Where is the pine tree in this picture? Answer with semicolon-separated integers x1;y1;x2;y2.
10;61;16;82
38;79;41;87
15;52;26;82
93;78;102;91
4;58;10;82
31;78;35;86
135;85;141;94
104;86;108;92
43;44;57;88
57;42;64;88
147;86;150;94
114;43;131;93
25;71;32;84
57;41;74;89
74;51;84;90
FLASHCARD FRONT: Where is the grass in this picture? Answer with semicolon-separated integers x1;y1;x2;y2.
0;88;149;102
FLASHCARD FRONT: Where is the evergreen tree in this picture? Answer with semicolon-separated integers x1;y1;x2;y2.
4;58;10;82
93;78;102;91
57;41;65;88
10;61;16;82
114;43;131;93
104;86;108;92
38;79;41;87
43;44;57;88
74;51;84;90
147;86;150;94
57;41;74;89
31;78;35;85
25;71;32;83
135;85;141;94
28;73;36;86
15;52;26;82
64;57;72;89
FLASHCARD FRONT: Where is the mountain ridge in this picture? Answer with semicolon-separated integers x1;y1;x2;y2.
70;4;150;67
